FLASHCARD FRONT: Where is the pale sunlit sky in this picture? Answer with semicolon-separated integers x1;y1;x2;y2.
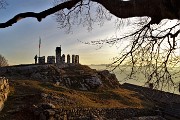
0;0;124;65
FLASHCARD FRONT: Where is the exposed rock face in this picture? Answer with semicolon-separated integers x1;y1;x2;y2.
0;64;120;91
58;69;119;90
97;70;120;89
59;75;103;90
0;77;9;111
0;64;61;80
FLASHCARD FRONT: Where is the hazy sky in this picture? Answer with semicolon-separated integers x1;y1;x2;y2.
0;0;124;65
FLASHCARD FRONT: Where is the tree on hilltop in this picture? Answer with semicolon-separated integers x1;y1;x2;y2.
1;0;180;89
0;54;8;67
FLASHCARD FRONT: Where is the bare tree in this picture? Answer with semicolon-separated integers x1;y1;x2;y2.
0;54;8;67
90;18;180;90
53;0;180;90
54;0;112;33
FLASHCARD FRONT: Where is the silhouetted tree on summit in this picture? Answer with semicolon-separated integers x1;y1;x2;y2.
1;0;180;89
0;54;8;67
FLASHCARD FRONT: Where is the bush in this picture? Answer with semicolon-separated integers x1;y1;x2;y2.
0;54;8;67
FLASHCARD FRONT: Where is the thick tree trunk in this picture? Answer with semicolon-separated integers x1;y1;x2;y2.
0;0;180;28
94;0;180;23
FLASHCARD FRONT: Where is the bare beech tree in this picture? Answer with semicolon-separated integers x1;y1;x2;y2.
0;0;180;90
0;54;8;67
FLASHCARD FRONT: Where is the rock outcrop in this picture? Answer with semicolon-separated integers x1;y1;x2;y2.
0;64;120;91
97;70;120;89
0;77;9;111
0;64;61;80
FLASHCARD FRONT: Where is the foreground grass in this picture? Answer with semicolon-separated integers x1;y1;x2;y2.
0;78;153;120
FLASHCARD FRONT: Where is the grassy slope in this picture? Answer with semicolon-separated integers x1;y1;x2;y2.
0;78;153;120
0;64;153;119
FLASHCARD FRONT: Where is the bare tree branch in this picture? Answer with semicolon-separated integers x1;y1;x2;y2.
1;0;180;28
0;0;81;28
87;18;180;90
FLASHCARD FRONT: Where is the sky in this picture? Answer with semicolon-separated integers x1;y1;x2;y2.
0;0;123;65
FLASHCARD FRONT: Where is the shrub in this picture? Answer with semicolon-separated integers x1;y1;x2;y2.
0;54;8;67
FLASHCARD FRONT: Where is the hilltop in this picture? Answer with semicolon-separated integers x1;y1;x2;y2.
0;64;120;90
0;64;156;120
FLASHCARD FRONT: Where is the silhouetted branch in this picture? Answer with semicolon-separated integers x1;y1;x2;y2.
0;0;81;28
89;19;180;90
1;0;180;28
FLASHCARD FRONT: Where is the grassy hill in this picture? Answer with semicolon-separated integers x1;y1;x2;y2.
0;64;154;120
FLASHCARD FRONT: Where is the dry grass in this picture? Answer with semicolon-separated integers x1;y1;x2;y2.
0;64;155;120
0;79;43;120
38;80;151;109
0;78;153;120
